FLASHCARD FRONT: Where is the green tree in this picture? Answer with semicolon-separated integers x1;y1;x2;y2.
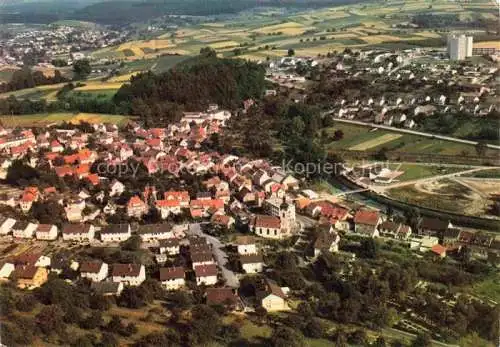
73;60;92;80
36;305;65;335
120;234;142;251
271;326;305;347
287;48;295;57
475;142;487;157
411;333;432;347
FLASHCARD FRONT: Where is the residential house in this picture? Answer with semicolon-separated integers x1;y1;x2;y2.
155;199;182;219
109;180;125;197
159;238;180;256
20;187;39;212
159;266;185;290
206;287;240;309
211;213;235;229
79;260;108;281
100;224;131;242
313;231;341;257
12;221;38;239
0;216;16;235
191;252;215;268
194;264;218;286
240;253;264;273
431;244;447;258
354;210;381;237
91;281;124;296
65;200;86;222
13;265;48;289
62;223;95;242
127;196;148;218
0;262;15;280
35;224;59;241
442;228;462;246
258;278;289;312
111;264;146;286
235;236;257;255
418;217;452;237
163;191;190;207
138;223;173;242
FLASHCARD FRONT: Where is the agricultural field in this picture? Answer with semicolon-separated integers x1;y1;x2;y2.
80;0;497;63
324;123;499;158
349;134;403;151
0;113;130;127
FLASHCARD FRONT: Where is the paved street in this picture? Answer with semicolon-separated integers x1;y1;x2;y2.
187;223;239;288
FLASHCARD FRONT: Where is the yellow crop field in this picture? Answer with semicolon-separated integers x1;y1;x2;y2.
360;35;403;44
74;81;124;91
208;40;240;49
254;22;307;35
349;134;403;151
473;41;499;48
414;31;442;38
108;72;141;83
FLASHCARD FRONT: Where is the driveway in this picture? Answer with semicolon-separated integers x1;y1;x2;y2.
187;223;239;288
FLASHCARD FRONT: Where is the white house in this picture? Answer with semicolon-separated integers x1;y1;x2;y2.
259;278;289;312
111;264;146;286
235;236;258;255
159;238;180;256
0;217;16;235
100;224;131;242
159;266;185;290
80;261;109;282
191;252;215;268
313;231;341;257
0;262;15;279
62;224;95;242
138;223;173;242
109;180;125;197
12;221;38;239
35;224;59;241
194;264;218;286
240;253;264;274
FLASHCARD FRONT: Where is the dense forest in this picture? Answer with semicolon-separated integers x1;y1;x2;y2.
113;51;266;126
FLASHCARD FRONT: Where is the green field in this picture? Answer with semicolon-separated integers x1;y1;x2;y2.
470;275;500;304
324;123;498;158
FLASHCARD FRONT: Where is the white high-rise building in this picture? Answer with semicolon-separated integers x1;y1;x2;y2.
447;34;473;60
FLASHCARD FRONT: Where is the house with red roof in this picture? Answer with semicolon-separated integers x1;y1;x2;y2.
20;187;39;212
194;264;218;286
190;199;225;217
164;191;190;207
160;267;185;290
51;140;64;152
127;196;148;218
431;244;447;258
354;209;382;238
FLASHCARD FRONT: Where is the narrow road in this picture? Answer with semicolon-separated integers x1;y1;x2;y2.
324;117;500;150
371;166;500;193
187;223;239;288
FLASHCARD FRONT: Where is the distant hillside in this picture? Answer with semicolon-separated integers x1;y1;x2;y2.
70;0;366;25
0;0;113;24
